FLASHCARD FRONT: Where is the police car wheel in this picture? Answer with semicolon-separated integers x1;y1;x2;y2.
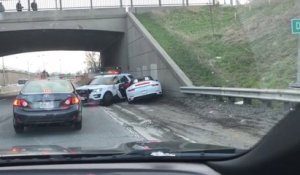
127;98;134;104
103;92;113;106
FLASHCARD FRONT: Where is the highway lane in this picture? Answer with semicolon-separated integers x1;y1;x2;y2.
0;97;145;149
0;96;283;150
0;97;13;124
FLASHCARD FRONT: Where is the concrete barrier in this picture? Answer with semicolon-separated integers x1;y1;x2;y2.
0;85;21;97
127;12;193;97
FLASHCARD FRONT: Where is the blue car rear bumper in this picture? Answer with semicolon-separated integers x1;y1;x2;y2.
13;106;81;125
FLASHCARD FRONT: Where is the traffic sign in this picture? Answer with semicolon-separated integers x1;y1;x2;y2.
291;19;300;34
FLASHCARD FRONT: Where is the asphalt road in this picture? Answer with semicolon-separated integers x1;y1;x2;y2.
0;96;285;150
0;97;144;149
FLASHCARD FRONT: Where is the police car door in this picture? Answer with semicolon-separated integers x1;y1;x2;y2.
116;75;129;99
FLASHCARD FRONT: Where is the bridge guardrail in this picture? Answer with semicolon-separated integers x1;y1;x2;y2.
180;86;300;103
0;0;218;12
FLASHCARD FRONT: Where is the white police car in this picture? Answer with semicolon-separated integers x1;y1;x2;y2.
126;76;162;103
76;73;133;106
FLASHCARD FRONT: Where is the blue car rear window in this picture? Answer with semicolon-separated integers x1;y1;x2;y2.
22;80;73;94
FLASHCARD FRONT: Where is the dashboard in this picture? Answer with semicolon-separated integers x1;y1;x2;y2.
0;163;220;175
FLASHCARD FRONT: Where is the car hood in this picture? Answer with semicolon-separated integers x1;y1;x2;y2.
76;85;111;90
0;141;238;157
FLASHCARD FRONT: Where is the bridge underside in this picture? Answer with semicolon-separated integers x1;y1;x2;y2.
0;8;190;97
0;29;126;68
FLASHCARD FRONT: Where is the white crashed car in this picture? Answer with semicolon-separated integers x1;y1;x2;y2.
126;76;162;103
76;73;133;106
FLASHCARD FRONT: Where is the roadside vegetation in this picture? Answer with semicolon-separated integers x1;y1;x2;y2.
136;0;298;88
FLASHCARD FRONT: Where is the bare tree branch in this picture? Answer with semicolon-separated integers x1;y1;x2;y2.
84;52;101;73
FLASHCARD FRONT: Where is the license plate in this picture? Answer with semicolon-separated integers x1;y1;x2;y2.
39;101;54;109
80;97;86;100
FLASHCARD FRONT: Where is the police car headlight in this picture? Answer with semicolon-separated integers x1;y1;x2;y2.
93;88;102;93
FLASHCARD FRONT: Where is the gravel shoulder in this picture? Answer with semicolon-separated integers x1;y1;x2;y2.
110;96;289;149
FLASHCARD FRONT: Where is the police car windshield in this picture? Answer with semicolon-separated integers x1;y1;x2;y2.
89;76;116;85
18;79;28;85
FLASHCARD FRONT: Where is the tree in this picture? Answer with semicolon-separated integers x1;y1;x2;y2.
75;71;82;76
84;52;101;73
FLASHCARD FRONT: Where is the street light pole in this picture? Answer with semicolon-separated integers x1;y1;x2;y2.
59;58;62;73
27;61;30;79
42;55;46;71
1;57;6;86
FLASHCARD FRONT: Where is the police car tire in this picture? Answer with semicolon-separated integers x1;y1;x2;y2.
127;98;133;104
103;92;113;106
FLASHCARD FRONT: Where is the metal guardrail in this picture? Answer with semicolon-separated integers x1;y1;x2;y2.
0;0;216;12
180;87;300;103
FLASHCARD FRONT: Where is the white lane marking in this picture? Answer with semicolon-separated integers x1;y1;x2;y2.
114;104;154;125
135;105;154;112
0;99;7;102
175;134;197;143
114;104;145;121
112;104;198;143
102;107;159;141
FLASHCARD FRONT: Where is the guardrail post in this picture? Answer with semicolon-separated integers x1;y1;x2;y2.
243;98;252;105
90;0;93;9
130;0;133;7
158;0;162;6
284;102;291;110
27;0;30;11
120;0;123;7
263;100;272;108
202;94;209;98
228;97;235;103
216;96;223;102
59;0;62;10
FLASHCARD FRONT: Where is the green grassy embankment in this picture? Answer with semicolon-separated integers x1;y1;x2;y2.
136;0;298;88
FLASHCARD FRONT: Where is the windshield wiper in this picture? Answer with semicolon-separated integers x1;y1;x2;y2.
115;148;244;160
0;148;244;164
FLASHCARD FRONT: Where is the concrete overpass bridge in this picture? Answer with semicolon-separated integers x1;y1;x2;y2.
0;7;192;96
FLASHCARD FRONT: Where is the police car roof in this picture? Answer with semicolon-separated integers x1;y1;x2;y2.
94;74;116;78
94;73;131;78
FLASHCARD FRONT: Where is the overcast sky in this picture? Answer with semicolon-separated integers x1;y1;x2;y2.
0;51;87;74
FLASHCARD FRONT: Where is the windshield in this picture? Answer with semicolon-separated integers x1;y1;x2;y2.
0;0;297;161
89;76;116;85
22;80;73;94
